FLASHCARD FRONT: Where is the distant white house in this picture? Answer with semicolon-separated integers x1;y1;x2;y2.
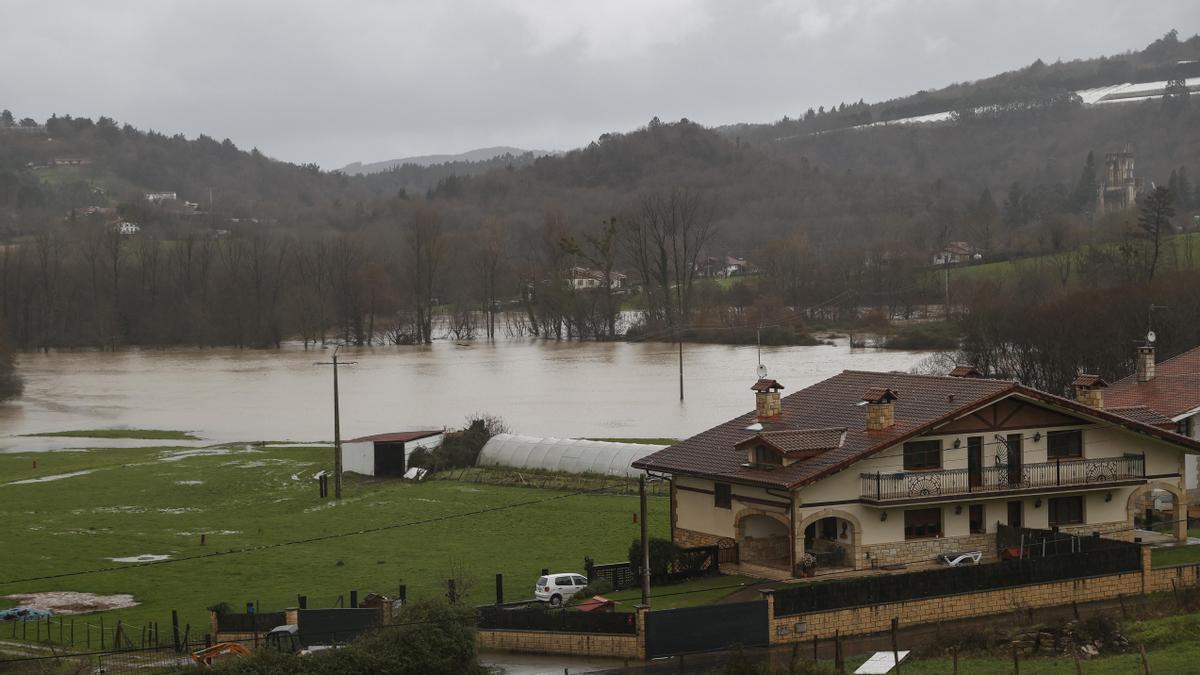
933;241;981;266
566;266;625;290
144;192;177;202
115;221;140;235
342;430;444;477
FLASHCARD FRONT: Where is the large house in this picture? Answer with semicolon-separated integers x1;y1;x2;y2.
1107;345;1200;493
632;368;1199;575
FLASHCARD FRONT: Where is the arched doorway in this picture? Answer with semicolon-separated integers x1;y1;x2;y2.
1127;481;1187;542
798;509;862;570
735;512;790;570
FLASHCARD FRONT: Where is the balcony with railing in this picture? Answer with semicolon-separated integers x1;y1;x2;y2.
859;454;1145;504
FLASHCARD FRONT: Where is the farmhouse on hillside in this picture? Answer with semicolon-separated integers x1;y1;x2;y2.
632;368;1199;576
342;430;443;478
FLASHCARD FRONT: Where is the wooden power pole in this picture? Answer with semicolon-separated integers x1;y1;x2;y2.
640;473;651;606
316;347;356;499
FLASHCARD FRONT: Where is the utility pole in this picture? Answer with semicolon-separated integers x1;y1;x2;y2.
678;336;684;402
640;473;650;607
316;347;356;499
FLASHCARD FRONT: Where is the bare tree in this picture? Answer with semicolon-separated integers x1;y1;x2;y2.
405;208;445;344
1138;186;1175;281
623;188;717;330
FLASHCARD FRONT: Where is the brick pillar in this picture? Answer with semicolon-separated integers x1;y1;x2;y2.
1137;346;1155;383
634;605;649;659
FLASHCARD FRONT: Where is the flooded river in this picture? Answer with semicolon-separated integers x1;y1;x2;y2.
0;339;931;449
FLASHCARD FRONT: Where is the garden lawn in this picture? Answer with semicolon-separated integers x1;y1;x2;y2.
1151;544;1200;567
0;444;667;640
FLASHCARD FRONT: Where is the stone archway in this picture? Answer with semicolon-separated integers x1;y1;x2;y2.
1127;480;1187;542
797;509;864;570
734;508;791;570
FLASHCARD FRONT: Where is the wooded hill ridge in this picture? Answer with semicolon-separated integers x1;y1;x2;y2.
1;30;1199;393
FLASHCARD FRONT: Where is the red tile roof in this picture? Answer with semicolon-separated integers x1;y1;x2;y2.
751;379;785;392
632;370;1200;489
346;430;443;444
738;428;846;457
1071;374;1108;388
861;387;900;403
1107;405;1176;429
1107;346;1200;419
948;365;982;378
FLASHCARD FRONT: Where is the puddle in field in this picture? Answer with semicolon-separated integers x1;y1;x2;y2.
175;480;204;486
175;530;240;536
5;470;96;485
109;554;171;563
91;506;147;514
157;507;200;515
159;447;231;462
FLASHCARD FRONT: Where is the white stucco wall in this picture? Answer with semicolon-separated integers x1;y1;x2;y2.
342;441;375;475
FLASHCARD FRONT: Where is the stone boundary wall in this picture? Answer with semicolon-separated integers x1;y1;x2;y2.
478;629;641;659
765;545;1181;644
1145;561;1200;594
476;607;647;659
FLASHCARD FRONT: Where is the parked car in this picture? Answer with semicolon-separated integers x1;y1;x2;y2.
534;572;590;607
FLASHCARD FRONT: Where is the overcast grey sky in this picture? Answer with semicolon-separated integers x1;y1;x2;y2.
2;1;1197;169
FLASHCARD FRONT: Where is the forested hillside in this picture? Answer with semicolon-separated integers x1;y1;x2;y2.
1;31;1200;396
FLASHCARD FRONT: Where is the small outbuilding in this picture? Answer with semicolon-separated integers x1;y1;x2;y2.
476;434;667;478
343;430;443;478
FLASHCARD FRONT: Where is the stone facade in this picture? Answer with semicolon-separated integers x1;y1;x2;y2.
674;526;725;549
742;535;789;565
860;532;995;568
1075;387;1104;409
756;391;782;420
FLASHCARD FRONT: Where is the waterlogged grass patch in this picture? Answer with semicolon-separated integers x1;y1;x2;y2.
25;429;200;441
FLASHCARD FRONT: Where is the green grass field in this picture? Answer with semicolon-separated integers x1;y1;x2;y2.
0;444;669;640
22;429;200;441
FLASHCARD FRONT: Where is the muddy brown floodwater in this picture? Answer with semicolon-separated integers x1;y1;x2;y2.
0;339;931;450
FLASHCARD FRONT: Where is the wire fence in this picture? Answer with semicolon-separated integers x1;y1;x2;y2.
1;614;171;652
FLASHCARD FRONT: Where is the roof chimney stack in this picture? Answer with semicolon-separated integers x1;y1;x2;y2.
751;379;785;421
862;387;900;431
1136;346;1155;383
1071;374;1107;409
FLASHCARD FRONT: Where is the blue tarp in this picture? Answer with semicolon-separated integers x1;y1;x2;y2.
0;607;53;621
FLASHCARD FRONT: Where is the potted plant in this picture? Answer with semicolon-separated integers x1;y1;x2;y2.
796;553;817;578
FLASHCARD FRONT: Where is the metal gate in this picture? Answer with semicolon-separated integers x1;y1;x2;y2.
644;600;768;658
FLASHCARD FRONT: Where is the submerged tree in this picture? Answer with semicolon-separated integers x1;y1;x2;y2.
0;321;23;402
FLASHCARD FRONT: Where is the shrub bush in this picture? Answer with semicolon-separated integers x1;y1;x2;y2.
628;537;681;578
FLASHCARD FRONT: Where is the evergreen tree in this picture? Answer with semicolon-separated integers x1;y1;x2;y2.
1138;186;1175;281
0;109;12;128
1176;166;1194;210
1071;151;1098;215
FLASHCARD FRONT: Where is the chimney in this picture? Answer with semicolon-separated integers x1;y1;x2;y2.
862;387;900;431
1071;374;1107;409
751;379;785;421
1136;346;1155;383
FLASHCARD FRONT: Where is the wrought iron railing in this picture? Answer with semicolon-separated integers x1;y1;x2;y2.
859;454;1144;502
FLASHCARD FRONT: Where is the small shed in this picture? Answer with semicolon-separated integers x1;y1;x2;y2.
343;430;443;477
476;434;667;478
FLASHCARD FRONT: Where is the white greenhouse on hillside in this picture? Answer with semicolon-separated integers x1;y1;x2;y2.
476;434;667;478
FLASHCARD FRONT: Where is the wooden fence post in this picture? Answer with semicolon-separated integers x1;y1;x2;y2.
891;617;901;675
1012;643;1020;675
1140;643;1151;675
813;633;818;661
952;646;958;675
